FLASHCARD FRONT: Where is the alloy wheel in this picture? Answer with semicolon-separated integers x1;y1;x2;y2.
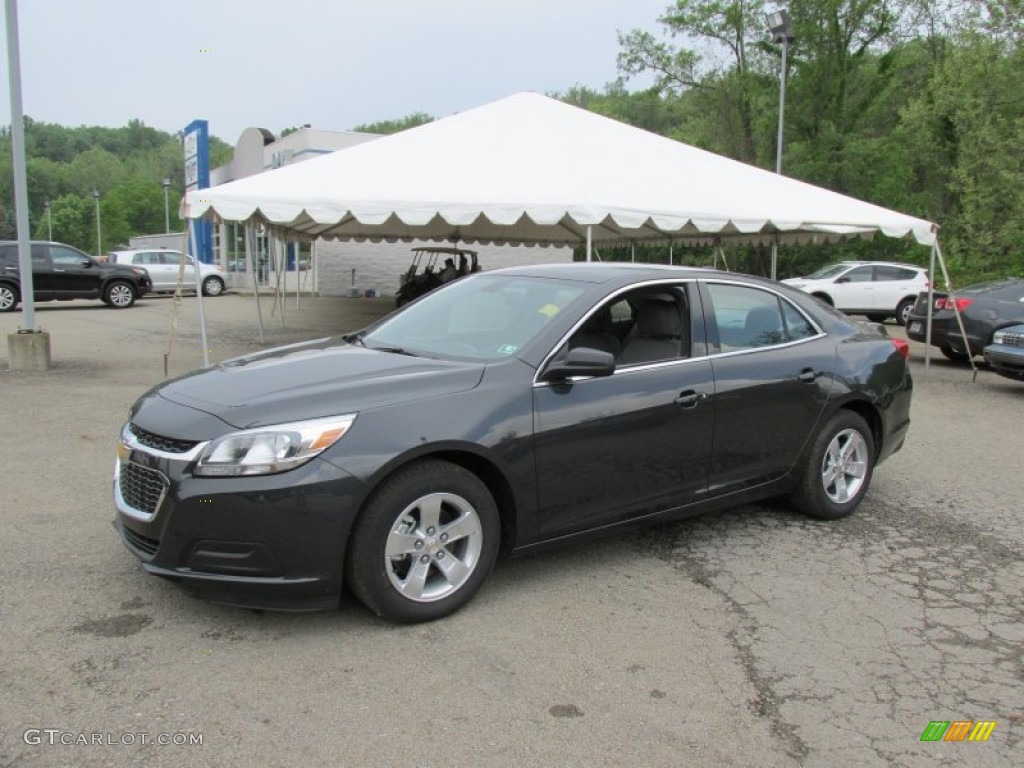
820;428;869;504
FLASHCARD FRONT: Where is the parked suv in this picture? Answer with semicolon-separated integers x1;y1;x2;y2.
0;241;152;312
108;249;226;296
782;261;928;324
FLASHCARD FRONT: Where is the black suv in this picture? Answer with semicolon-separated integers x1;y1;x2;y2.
0;241;152;312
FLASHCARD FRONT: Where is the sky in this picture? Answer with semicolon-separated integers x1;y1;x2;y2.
1;0;671;143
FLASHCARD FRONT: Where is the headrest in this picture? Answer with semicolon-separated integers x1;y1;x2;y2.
636;300;680;339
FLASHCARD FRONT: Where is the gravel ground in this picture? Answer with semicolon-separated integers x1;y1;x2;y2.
1;292;1021;767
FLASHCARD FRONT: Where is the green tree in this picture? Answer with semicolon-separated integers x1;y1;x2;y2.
352;112;434;134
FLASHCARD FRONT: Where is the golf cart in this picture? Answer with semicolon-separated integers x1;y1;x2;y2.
395;246;479;307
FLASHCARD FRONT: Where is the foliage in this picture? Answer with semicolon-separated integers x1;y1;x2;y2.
351;112;434;135
1;118;204;253
601;0;1024;283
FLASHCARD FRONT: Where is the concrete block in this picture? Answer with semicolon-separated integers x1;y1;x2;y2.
7;330;51;371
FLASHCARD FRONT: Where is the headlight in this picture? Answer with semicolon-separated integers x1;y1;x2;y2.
992;330;1007;344
193;414;356;477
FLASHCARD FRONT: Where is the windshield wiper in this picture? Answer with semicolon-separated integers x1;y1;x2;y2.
365;344;420;357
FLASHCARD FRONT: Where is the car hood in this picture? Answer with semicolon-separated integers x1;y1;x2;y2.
144;337;485;430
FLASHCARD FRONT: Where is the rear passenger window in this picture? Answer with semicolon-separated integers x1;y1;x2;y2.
876;266;917;281
707;284;816;351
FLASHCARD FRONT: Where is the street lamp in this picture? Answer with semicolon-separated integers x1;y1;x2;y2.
44;198;52;240
767;8;795;281
92;188;102;258
162;178;171;233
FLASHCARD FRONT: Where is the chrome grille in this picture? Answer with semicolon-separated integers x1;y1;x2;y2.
122;526;160;556
129;423;198;454
1002;332;1024;349
119;462;168;515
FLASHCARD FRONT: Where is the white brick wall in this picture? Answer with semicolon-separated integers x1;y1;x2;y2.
315;241;574;297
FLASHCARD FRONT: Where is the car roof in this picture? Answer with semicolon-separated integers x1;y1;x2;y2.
834;260;924;269
489;262;732;284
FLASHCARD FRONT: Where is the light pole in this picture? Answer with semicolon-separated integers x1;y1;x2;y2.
44;198;52;240
162;178;171;233
92;188;102;258
767;8;794;281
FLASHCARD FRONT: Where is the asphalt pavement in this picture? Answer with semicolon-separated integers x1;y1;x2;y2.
1;292;1021;767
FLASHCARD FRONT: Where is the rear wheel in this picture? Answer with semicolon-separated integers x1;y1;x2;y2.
0;283;19;312
201;276;225;297
896;298;915;326
866;313;888;323
791;410;874;521
104;280;136;309
940;345;970;362
346;459;500;622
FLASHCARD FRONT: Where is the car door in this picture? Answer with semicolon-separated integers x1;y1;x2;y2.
874;265;920;313
829;264;875;312
46;244;100;298
533;283;715;539
132;252;171;290
700;281;834;494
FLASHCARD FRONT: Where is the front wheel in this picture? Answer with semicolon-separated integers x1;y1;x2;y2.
0;283;19;312
202;276;225;297
104;280;136;309
346;460;500;622
940;345;970;362
866;313;888;323
791;410;874;521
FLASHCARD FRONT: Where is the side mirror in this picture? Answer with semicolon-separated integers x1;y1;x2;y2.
542;346;616;382
834;276;849;284
82;259;93;268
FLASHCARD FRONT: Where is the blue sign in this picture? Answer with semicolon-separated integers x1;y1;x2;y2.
183;119;213;264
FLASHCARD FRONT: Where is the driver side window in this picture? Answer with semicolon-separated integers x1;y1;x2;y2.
567;286;690;366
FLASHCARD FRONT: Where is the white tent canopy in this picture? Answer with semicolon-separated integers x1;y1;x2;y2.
184;92;936;249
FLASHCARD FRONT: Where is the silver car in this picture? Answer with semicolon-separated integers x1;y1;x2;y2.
108;249;226;297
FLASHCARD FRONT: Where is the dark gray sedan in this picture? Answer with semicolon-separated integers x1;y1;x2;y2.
113;264;912;622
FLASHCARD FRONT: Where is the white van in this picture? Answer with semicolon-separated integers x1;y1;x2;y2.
107;249;226;297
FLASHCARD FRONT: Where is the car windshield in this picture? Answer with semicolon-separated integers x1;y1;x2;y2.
361;274;586;361
805;263;852;279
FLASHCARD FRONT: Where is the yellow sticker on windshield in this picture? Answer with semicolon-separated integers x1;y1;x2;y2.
538;303;561;318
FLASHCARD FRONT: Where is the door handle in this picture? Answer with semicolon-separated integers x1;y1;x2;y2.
53;268;66;273
674;390;707;408
797;368;821;383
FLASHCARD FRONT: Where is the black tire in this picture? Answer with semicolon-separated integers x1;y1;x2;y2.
940;345;970;362
790;410;875;521
866;313;888;323
896;298;915;327
103;280;136;309
0;283;19;312
201;276;225;297
346;459;500;622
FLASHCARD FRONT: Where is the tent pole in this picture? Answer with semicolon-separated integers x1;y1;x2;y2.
669;243;673;266
925;240;936;375
189;218;210;367
247;225;266;344
295;240;300;310
771;240;778;281
631;243;635;263
586;226;592;262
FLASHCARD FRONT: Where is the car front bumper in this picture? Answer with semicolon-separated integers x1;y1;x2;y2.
113;443;365;611
983;344;1024;381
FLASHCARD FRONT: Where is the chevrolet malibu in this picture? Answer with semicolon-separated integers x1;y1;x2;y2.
114;264;912;622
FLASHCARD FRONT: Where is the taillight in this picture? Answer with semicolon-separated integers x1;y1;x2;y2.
935;297;973;311
890;338;910;360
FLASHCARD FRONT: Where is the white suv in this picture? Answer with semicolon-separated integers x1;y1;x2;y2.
108;249;226;297
782;261;928;325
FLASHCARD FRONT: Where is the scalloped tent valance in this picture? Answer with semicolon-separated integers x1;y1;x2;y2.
183;92;936;248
